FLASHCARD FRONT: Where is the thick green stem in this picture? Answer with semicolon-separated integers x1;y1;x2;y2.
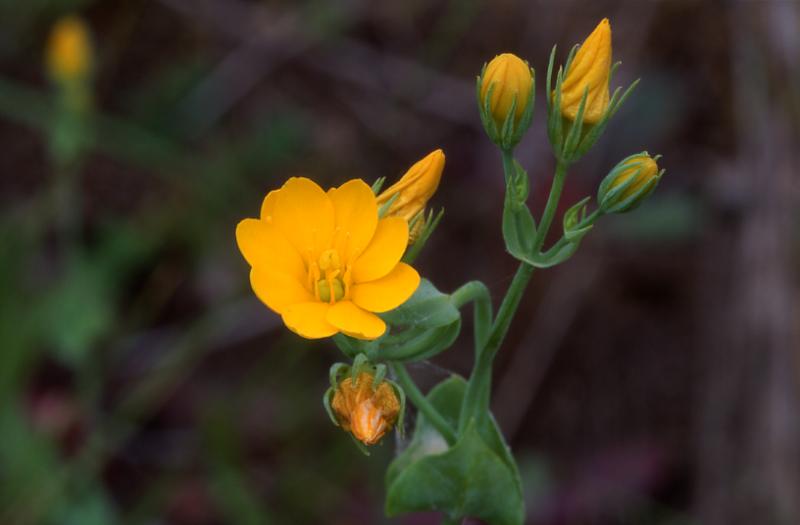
451;280;492;349
458;262;534;433
533;158;569;252
391;362;457;445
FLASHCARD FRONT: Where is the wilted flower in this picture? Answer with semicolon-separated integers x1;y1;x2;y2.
331;372;400;445
46;16;93;82
560;18;612;124
236;177;420;339
376;149;444;243
598;152;662;213
479;53;534;131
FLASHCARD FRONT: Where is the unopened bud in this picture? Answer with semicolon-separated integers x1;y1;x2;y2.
598;152;662;213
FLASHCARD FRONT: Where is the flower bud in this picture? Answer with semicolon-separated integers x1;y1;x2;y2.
331;372;400;446
559;18;612;124
46;16;93;82
598;153;662;213
479;53;534;133
377;150;444;243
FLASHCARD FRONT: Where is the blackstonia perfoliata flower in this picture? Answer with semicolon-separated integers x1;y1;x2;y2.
46;15;93;82
598;152;663;213
331;371;400;446
236;177;420;340
479;53;534;131
376;149;444;243
560;18;612;124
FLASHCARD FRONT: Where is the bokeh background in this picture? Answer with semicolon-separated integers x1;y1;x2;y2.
1;0;799;524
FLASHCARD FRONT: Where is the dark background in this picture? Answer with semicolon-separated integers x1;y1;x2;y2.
1;0;798;524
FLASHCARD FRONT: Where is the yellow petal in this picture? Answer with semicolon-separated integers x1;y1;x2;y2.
272;177;335;263
250;268;313;315
260;190;279;222
351;263;420;313
327;179;378;263
351;217;408;283
236;219;306;279
327;301;386;340
282;302;338;339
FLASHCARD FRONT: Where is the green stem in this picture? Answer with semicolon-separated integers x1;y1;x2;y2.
458;262;534;433
391;362;457;445
451;280;492;349
533;158;569;252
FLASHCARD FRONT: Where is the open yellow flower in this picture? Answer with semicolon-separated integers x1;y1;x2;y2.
236;177;420;340
560;18;612;123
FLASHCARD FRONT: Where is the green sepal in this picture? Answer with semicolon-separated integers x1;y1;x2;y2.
378;192;399;218
403;207;444;264
563;196;594;243
386;379;407;438
322;386;339;426
371;176;386;195
385;376;524;525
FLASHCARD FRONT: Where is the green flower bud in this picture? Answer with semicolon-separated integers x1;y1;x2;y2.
598;153;663;213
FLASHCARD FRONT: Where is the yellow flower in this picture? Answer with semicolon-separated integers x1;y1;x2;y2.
376;149;444;243
46;16;92;81
479;53;533;130
560;18;612;124
236;177;420;340
331;372;400;446
598;152;662;213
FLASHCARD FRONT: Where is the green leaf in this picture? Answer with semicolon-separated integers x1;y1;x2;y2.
386;377;524;525
379;319;461;362
382;279;459;329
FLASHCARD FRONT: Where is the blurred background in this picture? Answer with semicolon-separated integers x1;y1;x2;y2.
1;0;799;524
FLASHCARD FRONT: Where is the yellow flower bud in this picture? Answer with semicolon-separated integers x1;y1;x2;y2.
376;149;444;243
331;372;400;446
46;16;93;82
598;152;662;213
479;53;533;131
560;18;612;124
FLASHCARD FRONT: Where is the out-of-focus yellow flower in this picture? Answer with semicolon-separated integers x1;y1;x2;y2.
236;177;420;340
331;372;400;446
479;53;533;130
376;149;444;243
46;16;93;81
559;18;612;124
598;152;662;213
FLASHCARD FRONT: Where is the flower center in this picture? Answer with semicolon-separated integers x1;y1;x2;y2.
313;248;348;304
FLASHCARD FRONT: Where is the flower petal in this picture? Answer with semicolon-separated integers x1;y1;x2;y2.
260;189;279;222
236;219;306;279
351;217;408;283
350;263;420;313
250;268;313;315
282;302;338;339
327;179;378;263
327;301;386;340
273;177;335;263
